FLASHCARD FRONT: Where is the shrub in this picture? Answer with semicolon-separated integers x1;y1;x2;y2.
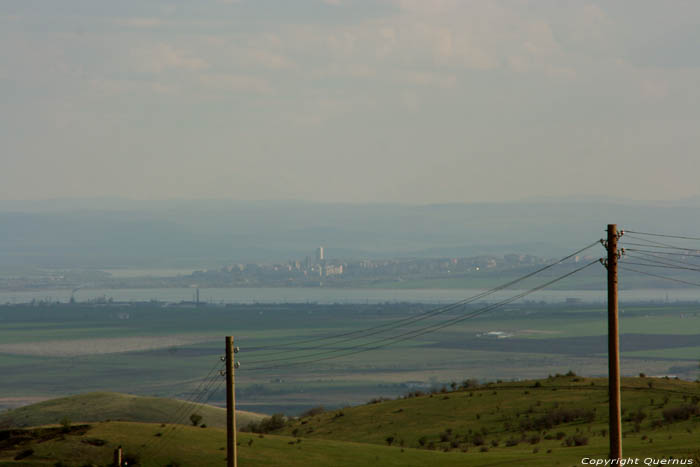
385;436;394;446
368;397;390;404
59;417;71;433
505;437;519;447
418;436;427;447
663;405;699;423
564;435;588;447
624;409;647;424
471;434;485;446
189;413;203;426
461;379;480;389
241;413;287;433
520;408;595;431
300;406;325;418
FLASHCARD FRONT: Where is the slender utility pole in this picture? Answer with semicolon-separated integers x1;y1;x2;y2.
225;336;238;467
607;224;622;460
113;446;122;467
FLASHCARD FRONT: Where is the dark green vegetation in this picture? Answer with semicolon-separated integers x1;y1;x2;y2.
1;377;699;466
1;301;699;415
276;375;700;459
0;393;264;430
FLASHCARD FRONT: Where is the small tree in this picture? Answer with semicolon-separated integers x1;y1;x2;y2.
59;417;71;433
190;413;203;427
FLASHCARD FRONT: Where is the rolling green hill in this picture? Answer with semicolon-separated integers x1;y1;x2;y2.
0;377;699;466
274;375;700;462
0;422;482;467
0;392;264;430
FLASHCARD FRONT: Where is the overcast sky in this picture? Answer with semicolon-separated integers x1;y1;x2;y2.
1;1;699;203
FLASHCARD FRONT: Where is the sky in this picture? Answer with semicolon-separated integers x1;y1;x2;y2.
1;0;699;204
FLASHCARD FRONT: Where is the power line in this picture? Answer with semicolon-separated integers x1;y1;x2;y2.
620;265;700;288
621;242;700;253
622;235;700;252
244;260;599;372
246;241;600;362
146;374;224;456
143;368;222;453
142;362;224;454
624;248;700;259
621;259;700;273
150;379;226;458
624;230;700;241
624;251;700;270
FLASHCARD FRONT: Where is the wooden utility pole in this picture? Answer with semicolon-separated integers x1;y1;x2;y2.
225;336;238;467
607;224;622;460
113;446;122;467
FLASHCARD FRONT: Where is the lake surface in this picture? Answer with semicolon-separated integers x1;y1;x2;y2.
1;287;698;305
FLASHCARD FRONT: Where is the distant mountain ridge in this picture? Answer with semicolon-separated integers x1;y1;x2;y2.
2;198;700;268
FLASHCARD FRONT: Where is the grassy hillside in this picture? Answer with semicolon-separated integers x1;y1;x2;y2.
0;392;264;430
0;422;480;466
0;377;699;466
275;375;700;462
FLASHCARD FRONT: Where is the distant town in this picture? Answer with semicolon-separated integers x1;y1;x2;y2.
0;247;600;292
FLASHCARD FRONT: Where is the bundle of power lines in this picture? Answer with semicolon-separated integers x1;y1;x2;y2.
144;229;700;456
620;230;700;288
242;241;603;372
140;358;226;457
140;240;607;456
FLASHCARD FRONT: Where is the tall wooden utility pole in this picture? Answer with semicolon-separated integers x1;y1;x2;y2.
606;224;622;460
225;336;238;467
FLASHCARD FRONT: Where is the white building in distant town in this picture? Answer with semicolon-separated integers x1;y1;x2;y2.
324;264;343;276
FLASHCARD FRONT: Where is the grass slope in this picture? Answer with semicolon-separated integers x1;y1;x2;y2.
1;377;699;466
0;392;263;430
276;375;700;463
0;422;476;466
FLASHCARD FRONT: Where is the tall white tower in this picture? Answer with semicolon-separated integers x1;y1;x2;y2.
316;246;324;262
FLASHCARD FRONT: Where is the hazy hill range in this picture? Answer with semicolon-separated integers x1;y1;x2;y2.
2;198;700;269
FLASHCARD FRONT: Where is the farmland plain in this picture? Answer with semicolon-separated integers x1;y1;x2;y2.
1;300;698;415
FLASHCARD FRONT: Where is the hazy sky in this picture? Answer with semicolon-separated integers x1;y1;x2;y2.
2;1;699;203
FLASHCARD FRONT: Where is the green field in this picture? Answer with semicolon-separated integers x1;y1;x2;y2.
1;301;699;415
